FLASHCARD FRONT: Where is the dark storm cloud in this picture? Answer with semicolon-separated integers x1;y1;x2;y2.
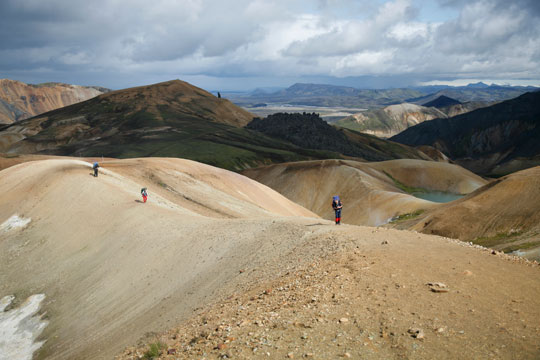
0;0;539;89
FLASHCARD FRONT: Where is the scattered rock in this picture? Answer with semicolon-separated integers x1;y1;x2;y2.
339;318;349;323
287;352;295;358
343;352;351;358
408;328;425;339
427;282;449;293
167;348;176;355
216;343;227;350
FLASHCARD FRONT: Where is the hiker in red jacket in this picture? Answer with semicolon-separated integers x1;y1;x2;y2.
141;188;148;203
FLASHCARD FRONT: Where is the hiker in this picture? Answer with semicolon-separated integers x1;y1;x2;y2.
92;162;99;177
141;187;148;203
332;195;343;225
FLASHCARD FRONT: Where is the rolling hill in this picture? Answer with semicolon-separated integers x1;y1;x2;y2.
0;80;435;171
242;159;486;227
391;91;540;175
0;79;108;124
394;166;540;256
242;159;540;259
1;156;539;360
0;157;317;359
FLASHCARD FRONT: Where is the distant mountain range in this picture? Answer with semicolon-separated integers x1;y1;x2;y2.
391;91;540;175
0;79;108;124
230;82;538;109
0;80;432;170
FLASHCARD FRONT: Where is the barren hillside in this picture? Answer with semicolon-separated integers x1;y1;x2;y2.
1;156;539;360
399;166;540;255
336;103;447;138
0;157;316;359
242;159;540;259
0;79;106;124
242;159;486;226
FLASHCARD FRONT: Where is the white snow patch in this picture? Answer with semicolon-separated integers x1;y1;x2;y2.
0;215;31;232
0;294;48;360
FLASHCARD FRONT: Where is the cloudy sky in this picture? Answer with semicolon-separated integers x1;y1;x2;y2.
1;0;539;91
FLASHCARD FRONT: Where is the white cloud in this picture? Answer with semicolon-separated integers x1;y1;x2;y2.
0;0;539;89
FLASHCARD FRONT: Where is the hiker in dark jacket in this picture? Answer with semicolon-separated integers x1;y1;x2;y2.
332;196;343;225
93;162;99;177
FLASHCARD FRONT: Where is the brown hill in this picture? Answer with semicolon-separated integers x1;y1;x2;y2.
242;159;486;226
0;80;438;171
242;159;540;258
399;166;540;255
97;79;254;128
0;79;107;124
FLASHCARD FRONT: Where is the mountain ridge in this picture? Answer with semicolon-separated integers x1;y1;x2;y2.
391;91;540;175
0;79;108;124
0;80;432;170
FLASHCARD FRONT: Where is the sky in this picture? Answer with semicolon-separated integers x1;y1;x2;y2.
1;0;540;91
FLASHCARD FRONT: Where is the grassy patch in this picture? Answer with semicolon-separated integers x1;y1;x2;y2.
474;230;524;248
143;342;166;359
390;209;425;223
501;240;540;253
383;171;428;194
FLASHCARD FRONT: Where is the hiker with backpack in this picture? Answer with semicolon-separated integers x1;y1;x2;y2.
93;162;100;177
332;196;343;225
141;187;148;203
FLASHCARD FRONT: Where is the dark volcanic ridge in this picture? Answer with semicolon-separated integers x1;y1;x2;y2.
391;91;540;175
423;95;461;108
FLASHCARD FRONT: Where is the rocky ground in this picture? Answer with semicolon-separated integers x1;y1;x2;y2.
1;156;539;359
118;226;540;360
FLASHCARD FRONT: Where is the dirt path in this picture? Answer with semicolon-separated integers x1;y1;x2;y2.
118;226;540;360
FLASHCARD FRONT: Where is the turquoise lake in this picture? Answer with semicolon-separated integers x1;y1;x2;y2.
411;191;464;203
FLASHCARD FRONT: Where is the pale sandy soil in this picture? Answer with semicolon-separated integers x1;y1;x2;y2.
118;226;540;360
0;157;315;359
1;156;539;360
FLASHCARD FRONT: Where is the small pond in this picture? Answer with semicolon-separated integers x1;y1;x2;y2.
411;191;464;203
